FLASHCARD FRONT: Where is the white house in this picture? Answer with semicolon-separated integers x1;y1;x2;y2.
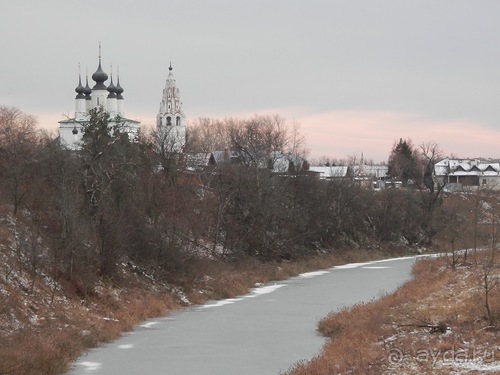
434;158;500;190
308;164;388;181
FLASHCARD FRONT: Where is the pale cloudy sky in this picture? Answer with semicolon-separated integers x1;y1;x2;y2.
1;0;499;162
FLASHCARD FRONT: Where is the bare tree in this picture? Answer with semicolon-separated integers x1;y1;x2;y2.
481;258;498;327
286;120;309;173
226;115;287;168
479;194;499;326
185;117;230;152
411;142;449;243
432;195;469;270
419;141;443;193
149;124;184;175
0;106;41;215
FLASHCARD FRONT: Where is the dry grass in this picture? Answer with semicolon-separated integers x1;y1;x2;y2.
284;252;500;375
0;282;179;375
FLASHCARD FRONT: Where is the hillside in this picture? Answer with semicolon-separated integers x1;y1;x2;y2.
0;204;400;375
284;253;500;374
0;205;179;374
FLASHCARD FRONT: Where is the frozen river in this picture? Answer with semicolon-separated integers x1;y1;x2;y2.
69;256;416;375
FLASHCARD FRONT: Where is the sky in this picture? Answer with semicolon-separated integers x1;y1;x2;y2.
1;0;499;162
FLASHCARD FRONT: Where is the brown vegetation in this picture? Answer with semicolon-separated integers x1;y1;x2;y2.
284;253;499;375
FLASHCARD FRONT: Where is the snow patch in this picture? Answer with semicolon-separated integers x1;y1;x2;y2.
139;321;159;329
298;270;329;278
332;254;432;270
76;361;101;371
198;282;286;309
370;255;419;264
440;359;500;372
199;298;243;309
102;317;119;322
170;287;190;305
247;283;286;297
334;262;370;269
117;344;134;349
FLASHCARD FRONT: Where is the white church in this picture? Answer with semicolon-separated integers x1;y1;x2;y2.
59;51;186;152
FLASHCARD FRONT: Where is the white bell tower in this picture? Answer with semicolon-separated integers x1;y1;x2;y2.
156;63;186;153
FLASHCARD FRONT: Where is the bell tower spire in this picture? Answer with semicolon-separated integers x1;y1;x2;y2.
157;62;186;153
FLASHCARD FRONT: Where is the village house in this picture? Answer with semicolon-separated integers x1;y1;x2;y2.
308;164;389;189
434;158;500;191
185;149;308;176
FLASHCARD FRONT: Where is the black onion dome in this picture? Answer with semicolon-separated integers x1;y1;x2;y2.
84;77;92;100
91;59;108;90
107;76;116;98
115;77;124;99
75;76;85;99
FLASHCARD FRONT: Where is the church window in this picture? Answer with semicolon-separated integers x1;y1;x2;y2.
167;116;172;125
176;116;180;126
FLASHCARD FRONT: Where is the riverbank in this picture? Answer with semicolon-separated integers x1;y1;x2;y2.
284;251;499;374
1;245;405;375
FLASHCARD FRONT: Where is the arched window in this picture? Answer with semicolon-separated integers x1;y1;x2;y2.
167;116;172;125
176;116;180;126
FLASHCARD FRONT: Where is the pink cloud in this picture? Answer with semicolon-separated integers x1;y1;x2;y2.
37;108;499;164
295;110;500;162
185;107;500;162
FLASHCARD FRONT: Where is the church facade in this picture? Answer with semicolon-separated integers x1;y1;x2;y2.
59;52;140;149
